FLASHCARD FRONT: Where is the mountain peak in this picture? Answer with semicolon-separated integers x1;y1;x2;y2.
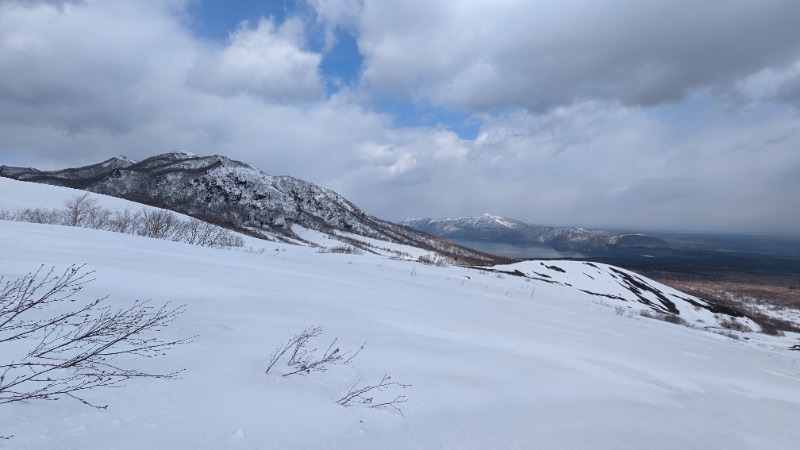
0;152;506;265
166;150;197;158
102;156;136;168
477;213;518;228
401;214;669;253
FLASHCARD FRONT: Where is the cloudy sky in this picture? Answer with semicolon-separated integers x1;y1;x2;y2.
1;0;799;235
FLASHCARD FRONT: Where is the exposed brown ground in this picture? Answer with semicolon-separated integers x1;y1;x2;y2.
644;270;800;335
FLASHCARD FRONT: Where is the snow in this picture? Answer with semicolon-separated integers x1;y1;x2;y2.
0;177;146;211
3;159;492;262
332;230;433;259
491;260;762;330
2;183;800;449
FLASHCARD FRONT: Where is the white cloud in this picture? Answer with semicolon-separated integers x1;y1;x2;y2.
0;0;197;133
355;0;800;112
0;0;798;235
306;0;362;49
187;17;323;102
335;99;799;234
307;0;361;29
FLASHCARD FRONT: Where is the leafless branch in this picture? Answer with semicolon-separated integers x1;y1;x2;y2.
335;374;411;416
0;265;189;409
265;325;366;377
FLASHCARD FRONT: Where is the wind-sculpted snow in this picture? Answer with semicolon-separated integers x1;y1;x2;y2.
2;218;800;448
2;179;800;448
491;260;760;331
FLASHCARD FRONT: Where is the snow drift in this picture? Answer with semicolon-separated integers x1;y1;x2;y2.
1;179;800;449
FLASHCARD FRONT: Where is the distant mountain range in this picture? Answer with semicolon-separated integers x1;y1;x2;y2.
401;214;669;254
0;152;505;265
5;152;795;345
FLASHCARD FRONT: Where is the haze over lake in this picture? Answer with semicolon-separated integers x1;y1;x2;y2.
452;239;585;259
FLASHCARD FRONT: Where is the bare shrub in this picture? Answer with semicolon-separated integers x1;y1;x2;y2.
204;223;244;248
2;195;243;248
175;218;201;245
336;374;411;415
639;310;689;326
660;313;688;326
237;247;266;255
0;265;189;409
266;326;410;415
12;194;109;229
63;193;100;227
265;325;364;377
614;305;628;316
168;216;243;248
107;208;142;234
718;316;753;333
322;245;364;255
138;209;180;240
417;255;434;265
436;256;455;267
417;254;453;267
15;207;63;225
712;330;740;340
84;204;111;230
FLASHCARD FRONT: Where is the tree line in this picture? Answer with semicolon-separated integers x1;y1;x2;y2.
0;193;244;248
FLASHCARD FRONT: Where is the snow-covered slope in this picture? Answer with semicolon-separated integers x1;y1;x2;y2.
491;260;757;330
402;213;668;251
1;154;501;264
0;176;440;259
0;173;149;211
2;182;800;449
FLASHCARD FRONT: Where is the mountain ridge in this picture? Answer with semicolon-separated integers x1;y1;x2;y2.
0;153;506;265
401;214;669;253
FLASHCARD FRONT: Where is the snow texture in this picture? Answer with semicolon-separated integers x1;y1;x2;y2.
1;181;800;449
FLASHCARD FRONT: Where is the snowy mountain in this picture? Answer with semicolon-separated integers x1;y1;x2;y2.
2;179;800;449
0;153;501;264
402;213;668;252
